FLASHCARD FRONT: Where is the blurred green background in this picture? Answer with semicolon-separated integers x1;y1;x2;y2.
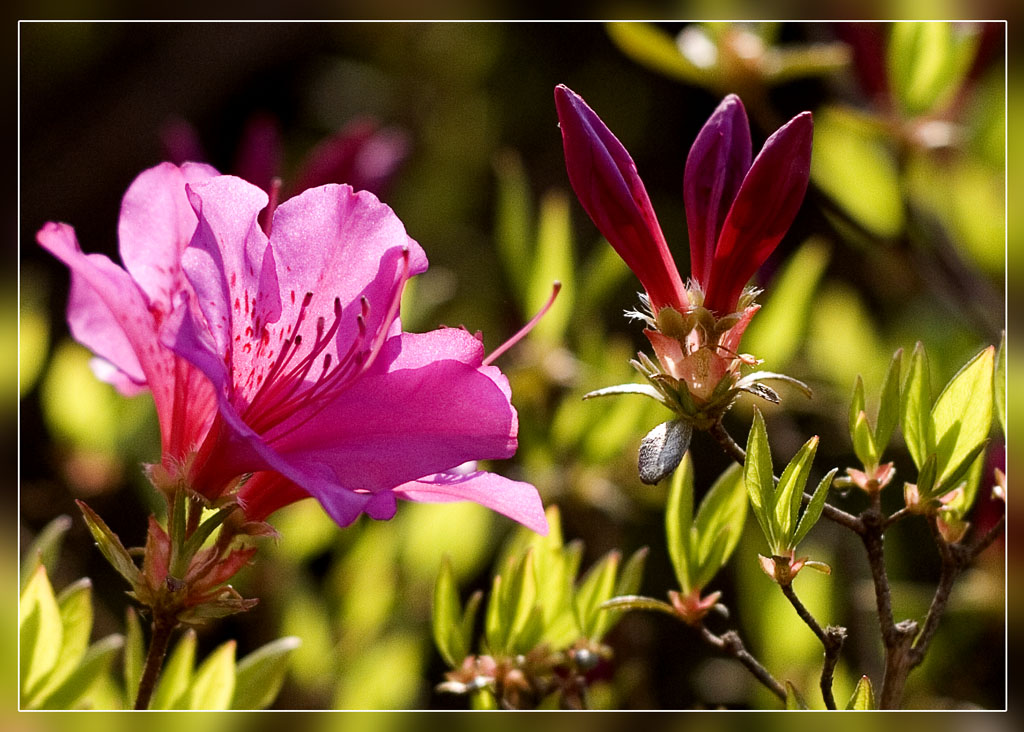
16;20;1009;712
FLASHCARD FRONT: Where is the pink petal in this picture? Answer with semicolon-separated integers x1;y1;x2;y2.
118;162;219;314
395;470;548;535
37;222;215;459
684;95;752;288
267;184;427;356
555;84;687;313
705;111;813;314
264;328;517;492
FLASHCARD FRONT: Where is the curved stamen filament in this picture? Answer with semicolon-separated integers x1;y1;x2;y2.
483;281;561;367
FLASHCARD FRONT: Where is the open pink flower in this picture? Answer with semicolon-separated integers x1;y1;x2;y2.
39;164;546;534
37;162;220;465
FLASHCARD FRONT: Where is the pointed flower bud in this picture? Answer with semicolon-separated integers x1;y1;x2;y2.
555;84;688;314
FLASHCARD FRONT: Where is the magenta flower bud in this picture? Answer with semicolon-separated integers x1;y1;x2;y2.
554;84;688;314
686;97;814;315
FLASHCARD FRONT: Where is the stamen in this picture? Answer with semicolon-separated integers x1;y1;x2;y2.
483;281;561;367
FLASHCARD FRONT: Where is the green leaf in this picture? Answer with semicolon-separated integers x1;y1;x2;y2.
916;453;938;500
232;636;301;710
742;238;830;369
692;463;747;588
901;342;933;469
483;572;506;655
931;345;994;485
605;21;703;84
875;348;904;453
599;595;679;618
848;375;867;442
76;500;142;588
744;409;776;549
852;411;878;468
786;681;810;709
505;550;540;653
150;628;197;710
527;191;574;343
995;331;1006;436
187;640;236;710
123;607;144;707
37;634;123;710
846;675;875;710
19;564;63;701
574;551;620;639
942;448;987;520
811;106;903;238
27;578;94;707
888;22;979;117
793;469;839;547
432;556;466;668
492;150;533;295
774;436;820;551
666;453;696;593
20;514;73;591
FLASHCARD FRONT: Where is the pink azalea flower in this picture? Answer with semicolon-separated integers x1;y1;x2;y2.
38;164;547;535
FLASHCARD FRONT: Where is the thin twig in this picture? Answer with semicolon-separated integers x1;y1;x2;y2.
780;583;846;710
698;624;787;703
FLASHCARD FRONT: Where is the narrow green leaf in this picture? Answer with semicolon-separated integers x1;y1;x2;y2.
123;607;144;706
574;551;620;639
875;348;904;453
942;449;987;520
528;191;574;343
786;681;810;709
460;590;483;657
901;342;933;469
852;411;878;468
693;463;747;579
492;150;533;295
995;332;1006;436
774;436;820;551
846;675;875;710
931;345;994;484
929;441;989;501
432;556;465;668
505;550;539;653
848;375;867;441
187;640;236;710
744;409;777;549
483;573;505;655
793;469;839;547
232;636;301;710
666;453;695;593
150;628;197;710
28;578;93;706
599;595;679;617
37;634;123;710
916;453;938;500
591;547;647;642
76;500;142;587
20;515;73;591
693;531;731;592
19;564;63;700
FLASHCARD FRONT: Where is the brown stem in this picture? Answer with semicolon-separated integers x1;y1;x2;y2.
780;583;846;710
699;624;787;703
133;613;178;710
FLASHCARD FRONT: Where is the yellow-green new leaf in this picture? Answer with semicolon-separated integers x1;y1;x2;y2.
27;578;93;707
37;634;123;710
931;346;994;486
693;463;747;590
19;565;63;701
666;453;696;593
774;437;820;550
744;409;777;549
123;607;144;706
793;469;839;547
20;515;72;592
432;556;467;668
901;342;933;469
574;551;620;640
232;636;301;710
846;675;875;710
188;640;236;710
